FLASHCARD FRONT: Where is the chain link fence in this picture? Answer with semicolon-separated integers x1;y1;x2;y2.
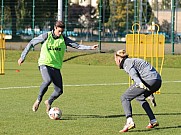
0;0;180;43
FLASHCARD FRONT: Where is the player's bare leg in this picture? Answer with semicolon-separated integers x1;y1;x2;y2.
44;100;51;114
32;99;40;112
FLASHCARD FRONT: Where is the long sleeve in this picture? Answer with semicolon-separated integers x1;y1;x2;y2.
20;33;48;61
123;58;161;84
63;36;92;50
123;60;142;84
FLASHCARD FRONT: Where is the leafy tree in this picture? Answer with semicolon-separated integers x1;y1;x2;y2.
20;0;57;31
68;4;84;26
2;3;11;29
1;0;59;39
152;0;181;10
4;0;17;39
160;19;171;36
67;4;97;30
104;0;153;33
16;0;27;29
21;0;32;29
98;0;110;23
34;0;57;30
144;1;153;24
105;0;134;32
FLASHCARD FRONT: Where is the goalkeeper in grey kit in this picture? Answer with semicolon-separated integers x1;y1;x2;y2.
114;49;162;133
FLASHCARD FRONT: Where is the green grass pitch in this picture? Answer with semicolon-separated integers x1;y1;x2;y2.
0;51;181;135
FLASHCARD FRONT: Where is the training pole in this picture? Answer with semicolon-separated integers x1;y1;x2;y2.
0;34;5;75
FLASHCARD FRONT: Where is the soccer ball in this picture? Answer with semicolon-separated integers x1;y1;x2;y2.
48;107;62;120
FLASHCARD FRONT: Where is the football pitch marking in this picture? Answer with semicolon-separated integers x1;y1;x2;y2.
0;80;181;90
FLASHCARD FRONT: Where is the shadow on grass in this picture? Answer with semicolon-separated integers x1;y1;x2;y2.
161;93;181;95
63;113;181;119
62;114;124;120
63;52;97;62
62;112;181;120
61;113;181;132
129;125;181;133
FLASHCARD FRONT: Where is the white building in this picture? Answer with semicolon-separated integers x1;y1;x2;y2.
70;0;97;7
148;0;162;4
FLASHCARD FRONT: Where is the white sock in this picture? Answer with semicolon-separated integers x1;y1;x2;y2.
127;117;134;124
150;119;157;124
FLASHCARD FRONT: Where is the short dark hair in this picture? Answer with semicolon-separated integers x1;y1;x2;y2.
54;20;65;28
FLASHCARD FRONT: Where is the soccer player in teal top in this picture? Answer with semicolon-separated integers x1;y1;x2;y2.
18;20;98;114
114;49;162;133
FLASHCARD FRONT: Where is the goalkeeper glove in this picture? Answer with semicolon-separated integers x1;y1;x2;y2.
136;82;149;91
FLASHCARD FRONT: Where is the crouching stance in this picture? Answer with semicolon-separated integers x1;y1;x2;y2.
114;49;162;133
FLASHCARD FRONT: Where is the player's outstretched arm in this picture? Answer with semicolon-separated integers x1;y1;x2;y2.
64;36;99;50
90;44;98;50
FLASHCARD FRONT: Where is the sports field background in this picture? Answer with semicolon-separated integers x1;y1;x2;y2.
0;46;181;134
5;41;181;54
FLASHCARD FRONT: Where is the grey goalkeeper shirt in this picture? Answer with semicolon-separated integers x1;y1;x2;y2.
122;58;161;85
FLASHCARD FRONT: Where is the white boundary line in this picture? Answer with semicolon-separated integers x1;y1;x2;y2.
0;83;128;90
0;81;181;90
